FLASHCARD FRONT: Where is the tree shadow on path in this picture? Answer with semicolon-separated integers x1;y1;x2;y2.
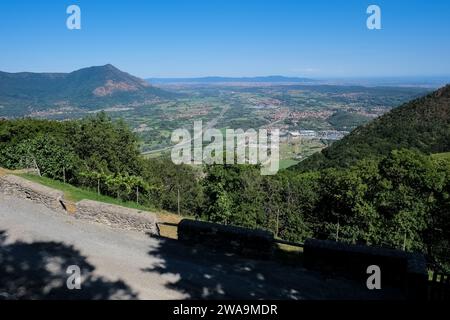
0;230;137;300
142;234;404;300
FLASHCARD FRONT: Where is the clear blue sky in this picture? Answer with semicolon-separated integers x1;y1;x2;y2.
0;0;449;78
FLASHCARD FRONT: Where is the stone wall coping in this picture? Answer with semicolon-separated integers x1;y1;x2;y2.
0;174;64;199
76;199;158;223
0;174;159;235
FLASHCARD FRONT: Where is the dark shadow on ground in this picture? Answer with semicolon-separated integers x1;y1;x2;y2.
0;230;137;300
143;234;406;300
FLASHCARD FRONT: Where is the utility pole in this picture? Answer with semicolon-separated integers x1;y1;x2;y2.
336;218;340;242
177;187;180;215
33;157;41;177
403;232;407;251
136;186;139;205
275;208;280;238
63;167;66;184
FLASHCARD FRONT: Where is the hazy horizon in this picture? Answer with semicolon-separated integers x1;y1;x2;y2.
2;64;450;83
1;0;449;78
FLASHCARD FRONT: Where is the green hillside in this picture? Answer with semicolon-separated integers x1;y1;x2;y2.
0;64;174;117
293;84;450;171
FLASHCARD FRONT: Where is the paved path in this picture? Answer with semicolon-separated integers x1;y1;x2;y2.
0;195;184;299
0;195;403;300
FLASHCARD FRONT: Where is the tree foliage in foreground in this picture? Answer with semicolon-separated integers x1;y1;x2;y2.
0;114;202;215
201;150;450;270
1;115;449;270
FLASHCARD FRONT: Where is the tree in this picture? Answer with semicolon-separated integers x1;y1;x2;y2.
68;112;141;175
376;149;444;251
0;134;79;182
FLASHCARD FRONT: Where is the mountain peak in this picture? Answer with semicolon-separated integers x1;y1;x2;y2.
0;65;173;116
98;64;120;71
71;64;122;75
65;64;152;96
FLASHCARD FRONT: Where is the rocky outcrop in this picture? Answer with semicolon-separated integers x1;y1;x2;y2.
0;174;65;212
75;200;159;235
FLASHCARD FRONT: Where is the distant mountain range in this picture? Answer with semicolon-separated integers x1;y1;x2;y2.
147;75;315;85
0;64;173;117
292;84;450;171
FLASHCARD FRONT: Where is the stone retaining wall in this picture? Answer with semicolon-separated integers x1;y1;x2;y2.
0;174;65;212
303;239;428;300
178;219;275;259
0;174;159;236
75;200;159;235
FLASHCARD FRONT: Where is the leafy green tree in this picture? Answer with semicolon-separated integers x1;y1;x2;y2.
68;112;141;175
0;134;79;182
315;160;381;244
140;157;203;215
377;149;445;251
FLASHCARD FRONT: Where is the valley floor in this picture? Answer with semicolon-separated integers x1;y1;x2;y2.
0;194;404;300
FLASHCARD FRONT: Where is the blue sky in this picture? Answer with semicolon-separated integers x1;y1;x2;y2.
0;0;449;78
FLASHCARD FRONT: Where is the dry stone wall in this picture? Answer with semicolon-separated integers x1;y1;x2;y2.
0;174;65;212
303;239;428;300
75;200;159;235
0;174;159;236
178;219;275;259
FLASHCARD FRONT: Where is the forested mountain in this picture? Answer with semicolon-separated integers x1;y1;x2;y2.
0;64;173;116
293;84;450;171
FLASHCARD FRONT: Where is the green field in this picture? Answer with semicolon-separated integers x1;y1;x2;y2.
109;85;428;157
279;159;300;170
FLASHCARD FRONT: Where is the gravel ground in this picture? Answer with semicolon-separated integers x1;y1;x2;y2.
0;194;404;300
